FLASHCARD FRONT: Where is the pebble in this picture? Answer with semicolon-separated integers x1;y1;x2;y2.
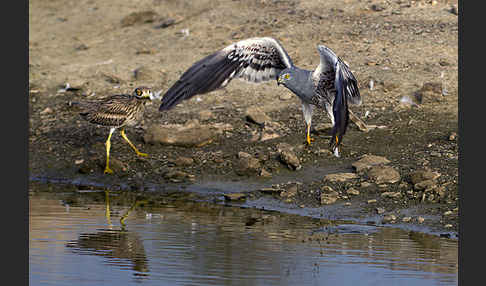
381;192;402;198
324;172;358;183
367;165;401;184
245;107;272;125
367;199;377;204
382;214;396;223
417;216;425;224
376;207;385;214
224;193;247;201
402;216;412;223
352;154;390;172
40;107;53;114
443;210;453;216
346;188;360;196
448;132;457;141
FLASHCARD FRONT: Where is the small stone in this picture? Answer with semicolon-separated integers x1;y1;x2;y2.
279;93;293;100
360;182;372;188
443;210;453;216
444;224;453;228
414;179;437;191
74;159;84;165
164;170;195;182
344;202;352;206
173;156;194;167
277;143;301;170
134;66;154;81
324;172;358;183
381;192;402;198
259;168;272;178
235;152;261;176
370;4;385;11
417;216;425;224
409;169;441;185
367;199;377;204
382;214;396;223
320;186;339;205
448;132;457;141
143;121;224;147
281;185;298;198
40;107;53;114
346;188;360;196
376;207;385;214
224;193;247;201
198;110;214;121
402;216;412;222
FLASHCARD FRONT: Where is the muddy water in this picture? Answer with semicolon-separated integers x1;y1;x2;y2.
30;185;457;286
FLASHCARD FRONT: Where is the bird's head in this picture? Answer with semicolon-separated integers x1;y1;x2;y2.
277;69;293;87
133;86;153;99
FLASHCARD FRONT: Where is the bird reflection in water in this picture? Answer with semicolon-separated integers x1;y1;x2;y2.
66;190;149;278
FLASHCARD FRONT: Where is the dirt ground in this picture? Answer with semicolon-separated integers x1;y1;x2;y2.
29;0;458;236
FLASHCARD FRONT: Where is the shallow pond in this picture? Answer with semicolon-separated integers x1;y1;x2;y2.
29;184;457;286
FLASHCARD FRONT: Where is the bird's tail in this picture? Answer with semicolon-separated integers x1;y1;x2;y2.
330;62;350;154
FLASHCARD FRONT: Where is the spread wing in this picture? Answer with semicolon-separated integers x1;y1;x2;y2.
159;37;294;111
313;45;361;105
312;45;361;150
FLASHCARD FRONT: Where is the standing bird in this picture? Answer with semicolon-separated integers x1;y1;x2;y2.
77;87;156;174
158;37;361;157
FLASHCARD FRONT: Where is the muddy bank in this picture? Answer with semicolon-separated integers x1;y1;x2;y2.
29;0;458;236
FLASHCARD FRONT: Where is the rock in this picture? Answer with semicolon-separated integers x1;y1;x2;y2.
40;107;53;114
382;214;397;223
367;199;377;204
367;165;401;184
346;188;360;196
402;216;412;223
314;123;333;133
370;4;385;11
245;107;271;125
352;154;390;172
198;110;214;121
320;186;339;205
381;192;402;198
143;121;228;147
417;216;425;224
259;121;282;142
224;193;247;201
408;169;441;185
415;82;444;103
376;207;385;214
414;179;437;191
163;170;195;182
235;152;261;176
259;168;272;178
324;172;358;183
277;143;301;170
133;66;154;81
448;132;457;141
279;93;293;100
154;18;176;29
280;184;298;198
121;10;159;27
172;156;194;167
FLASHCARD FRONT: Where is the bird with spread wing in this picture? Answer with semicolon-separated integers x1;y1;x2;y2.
159;37;361;157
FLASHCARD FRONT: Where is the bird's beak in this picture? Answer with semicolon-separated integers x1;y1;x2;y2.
277;77;282;86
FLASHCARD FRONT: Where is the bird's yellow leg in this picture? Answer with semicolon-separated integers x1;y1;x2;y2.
105;190;112;226
120;128;148;157
104;128;115;174
306;124;315;145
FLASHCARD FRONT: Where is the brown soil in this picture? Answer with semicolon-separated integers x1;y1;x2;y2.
29;0;458;236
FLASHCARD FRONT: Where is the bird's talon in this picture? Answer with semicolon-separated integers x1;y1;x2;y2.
137;152;148;157
104;167;114;174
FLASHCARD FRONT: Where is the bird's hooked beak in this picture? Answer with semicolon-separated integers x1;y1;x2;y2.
277;76;283;86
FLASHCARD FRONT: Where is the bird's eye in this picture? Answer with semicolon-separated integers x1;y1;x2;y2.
136;89;142;96
284;74;290;79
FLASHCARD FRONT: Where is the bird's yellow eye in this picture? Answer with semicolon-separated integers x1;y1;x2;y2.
136;89;142;96
284;74;290;79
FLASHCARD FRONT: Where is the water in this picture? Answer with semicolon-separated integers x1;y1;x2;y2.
29;185;458;286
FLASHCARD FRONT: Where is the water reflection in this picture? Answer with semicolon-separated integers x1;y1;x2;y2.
29;184;458;286
65;191;149;277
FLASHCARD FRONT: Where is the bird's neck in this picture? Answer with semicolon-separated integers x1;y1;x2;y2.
284;68;314;99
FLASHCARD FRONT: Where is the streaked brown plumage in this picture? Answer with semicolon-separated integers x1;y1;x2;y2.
77;87;153;174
